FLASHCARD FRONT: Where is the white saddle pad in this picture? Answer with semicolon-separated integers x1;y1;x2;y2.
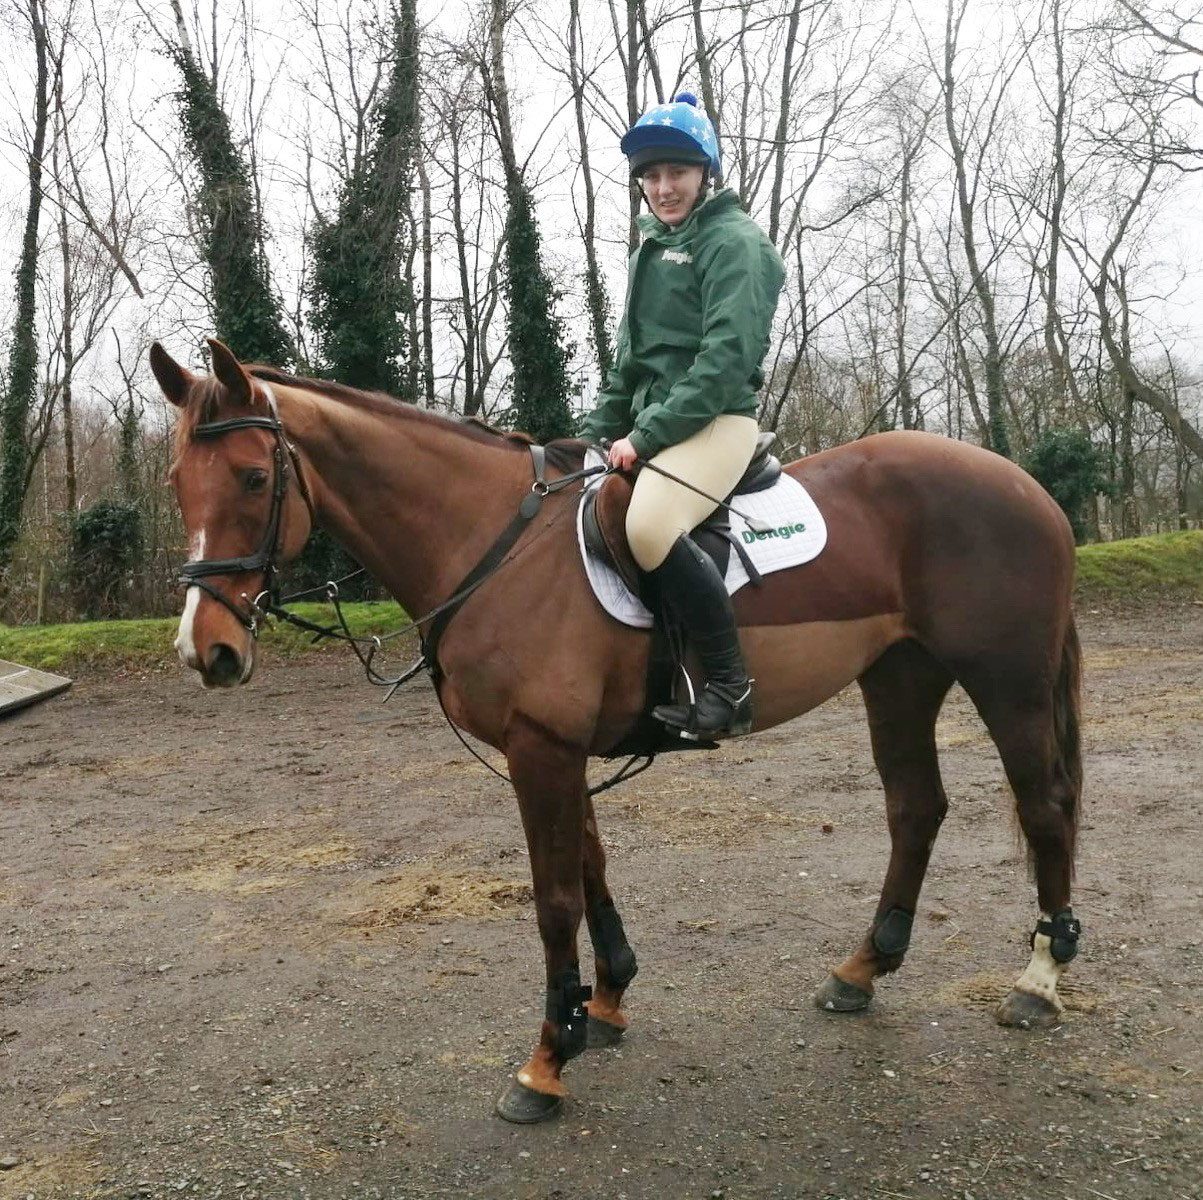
575;449;828;629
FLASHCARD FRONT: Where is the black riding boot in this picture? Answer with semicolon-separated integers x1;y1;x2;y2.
650;534;753;738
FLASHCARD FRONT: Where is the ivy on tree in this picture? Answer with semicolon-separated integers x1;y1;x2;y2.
308;3;418;395
299;4;420;598
170;46;292;366
503;179;576;443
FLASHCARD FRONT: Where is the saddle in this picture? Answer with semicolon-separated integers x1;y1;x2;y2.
582;433;780;760
581;431;781;599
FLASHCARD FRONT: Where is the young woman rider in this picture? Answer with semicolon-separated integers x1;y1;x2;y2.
581;92;785;739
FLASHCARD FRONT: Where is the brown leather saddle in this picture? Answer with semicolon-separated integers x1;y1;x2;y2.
581;430;781;597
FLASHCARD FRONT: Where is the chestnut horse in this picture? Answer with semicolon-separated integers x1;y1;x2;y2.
152;339;1084;1124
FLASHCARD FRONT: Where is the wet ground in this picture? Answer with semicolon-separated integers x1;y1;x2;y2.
1;606;1201;1199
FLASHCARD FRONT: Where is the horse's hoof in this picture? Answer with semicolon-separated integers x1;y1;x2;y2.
587;1014;626;1049
814;974;872;1013
495;1079;564;1124
995;988;1062;1029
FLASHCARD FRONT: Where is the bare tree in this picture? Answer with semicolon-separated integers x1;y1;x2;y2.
933;0;1028;456
563;0;614;375
0;0;51;594
416;147;436;408
1066;30;1203;464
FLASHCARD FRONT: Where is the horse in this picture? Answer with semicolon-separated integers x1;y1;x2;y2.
152;338;1084;1124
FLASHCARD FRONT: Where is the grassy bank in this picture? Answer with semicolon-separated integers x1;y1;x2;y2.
1075;530;1203;599
0;600;409;674
2;532;1199;675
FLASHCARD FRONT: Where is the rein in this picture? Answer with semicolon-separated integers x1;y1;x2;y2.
180;409;651;795
264;444;607;689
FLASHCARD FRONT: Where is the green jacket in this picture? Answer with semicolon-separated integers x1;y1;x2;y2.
581;188;785;459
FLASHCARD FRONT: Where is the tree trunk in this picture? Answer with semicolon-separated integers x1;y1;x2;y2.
1093;282;1203;463
56;144;77;515
168;0;294;366
895;148;915;430
405;187;421;402
1042;0;1073;421
486;0;575;441
570;0;613;378
449;119;477;415
690;0;721;144
943;0;1010;457
0;0;50;591
417;150;435;408
487;0;519;187
1119;388;1139;538
1117;273;1140;537
608;0;641;252
767;0;803;245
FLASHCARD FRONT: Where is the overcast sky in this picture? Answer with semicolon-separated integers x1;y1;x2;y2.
2;0;1202;428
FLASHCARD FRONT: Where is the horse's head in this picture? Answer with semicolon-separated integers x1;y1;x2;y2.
151;338;313;688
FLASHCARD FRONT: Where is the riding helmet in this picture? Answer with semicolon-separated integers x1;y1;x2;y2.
620;92;721;180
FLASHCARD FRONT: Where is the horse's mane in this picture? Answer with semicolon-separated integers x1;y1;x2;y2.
174;363;588;473
245;366;587;472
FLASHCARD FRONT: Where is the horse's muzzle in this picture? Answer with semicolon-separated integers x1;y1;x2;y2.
202;642;251;688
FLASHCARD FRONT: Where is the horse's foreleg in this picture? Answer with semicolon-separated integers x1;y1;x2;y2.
495;715;591;1124
582;796;638;1046
816;642;953;1014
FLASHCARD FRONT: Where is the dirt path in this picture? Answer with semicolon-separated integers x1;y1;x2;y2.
2;608;1202;1200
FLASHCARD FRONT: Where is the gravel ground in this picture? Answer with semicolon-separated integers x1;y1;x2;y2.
1;606;1201;1200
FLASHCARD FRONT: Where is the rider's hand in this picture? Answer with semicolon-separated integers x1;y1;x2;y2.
607;437;640;471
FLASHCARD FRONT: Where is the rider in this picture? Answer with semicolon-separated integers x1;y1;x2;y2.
581;92;785;740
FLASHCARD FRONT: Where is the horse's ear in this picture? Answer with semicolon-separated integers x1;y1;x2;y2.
207;338;254;406
149;342;193;408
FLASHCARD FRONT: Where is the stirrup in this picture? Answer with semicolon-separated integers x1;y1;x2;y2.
654;680;753;740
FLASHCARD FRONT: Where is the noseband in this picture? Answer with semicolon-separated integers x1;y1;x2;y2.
178;386;311;636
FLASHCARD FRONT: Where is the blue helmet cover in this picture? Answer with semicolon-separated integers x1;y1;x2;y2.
620;91;721;177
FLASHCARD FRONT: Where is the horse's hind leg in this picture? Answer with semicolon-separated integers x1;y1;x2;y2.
816;641;954;1013
582;796;638;1047
962;622;1084;1028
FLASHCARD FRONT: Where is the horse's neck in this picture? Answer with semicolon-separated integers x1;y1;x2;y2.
277;386;530;616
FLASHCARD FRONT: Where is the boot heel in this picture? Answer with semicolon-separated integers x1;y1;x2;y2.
719;684;754;737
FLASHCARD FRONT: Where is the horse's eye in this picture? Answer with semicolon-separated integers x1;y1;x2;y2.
243;469;270;494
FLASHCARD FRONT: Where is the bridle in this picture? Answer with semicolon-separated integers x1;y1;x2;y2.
177;384;313;637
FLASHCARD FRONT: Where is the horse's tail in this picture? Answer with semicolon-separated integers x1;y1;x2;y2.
1051;615;1084;867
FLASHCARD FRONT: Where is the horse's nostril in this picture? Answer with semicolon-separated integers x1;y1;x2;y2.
206;643;243;686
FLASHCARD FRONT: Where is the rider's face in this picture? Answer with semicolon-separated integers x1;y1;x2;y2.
640;163;706;226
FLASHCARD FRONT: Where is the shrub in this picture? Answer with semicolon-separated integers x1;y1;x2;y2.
1022;428;1115;544
70;501;143;618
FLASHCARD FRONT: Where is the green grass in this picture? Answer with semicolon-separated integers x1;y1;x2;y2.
1075;530;1203;597
0;600;409;674
3;532;1200;675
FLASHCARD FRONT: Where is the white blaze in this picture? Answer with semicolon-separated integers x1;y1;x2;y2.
174;530;206;667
